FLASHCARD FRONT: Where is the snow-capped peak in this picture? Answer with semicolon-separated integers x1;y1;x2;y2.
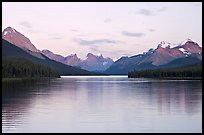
3;26;16;35
180;38;196;45
178;47;191;55
2;26;38;52
158;41;171;48
3;31;8;36
178;48;186;52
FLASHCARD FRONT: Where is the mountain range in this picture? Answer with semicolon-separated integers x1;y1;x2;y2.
2;27;99;76
2;26;202;75
2;39;97;76
41;50;113;72
105;39;202;74
2;27;113;72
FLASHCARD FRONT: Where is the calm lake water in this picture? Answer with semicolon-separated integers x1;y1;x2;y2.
2;76;202;133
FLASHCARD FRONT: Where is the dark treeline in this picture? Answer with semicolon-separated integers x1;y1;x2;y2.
128;64;202;79
2;58;60;78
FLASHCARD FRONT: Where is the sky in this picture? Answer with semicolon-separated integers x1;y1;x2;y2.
2;2;202;61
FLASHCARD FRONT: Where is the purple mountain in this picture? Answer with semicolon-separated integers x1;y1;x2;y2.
105;39;202;74
42;50;114;72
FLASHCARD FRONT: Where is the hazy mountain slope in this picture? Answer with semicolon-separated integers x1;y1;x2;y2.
2;26;113;72
41;49;65;63
2;39;95;75
78;53;114;72
42;50;114;72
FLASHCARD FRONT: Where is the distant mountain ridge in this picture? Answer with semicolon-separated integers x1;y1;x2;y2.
41;50;114;72
105;39;202;74
2;26;113;72
78;53;113;72
2;39;95;75
2;26;202;75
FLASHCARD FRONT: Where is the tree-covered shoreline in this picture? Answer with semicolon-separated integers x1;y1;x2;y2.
2;58;60;78
128;64;202;80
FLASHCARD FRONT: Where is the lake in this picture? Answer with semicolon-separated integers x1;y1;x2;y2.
2;76;202;133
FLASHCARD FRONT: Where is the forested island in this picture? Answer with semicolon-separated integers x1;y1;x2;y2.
128;64;202;80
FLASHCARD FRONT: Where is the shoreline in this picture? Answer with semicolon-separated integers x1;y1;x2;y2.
128;76;202;80
2;77;60;82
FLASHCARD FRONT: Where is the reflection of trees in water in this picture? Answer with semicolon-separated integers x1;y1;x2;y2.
182;81;202;115
2;79;53;130
2;78;80;132
155;81;202;115
2;78;202;132
118;80;202;115
58;78;78;100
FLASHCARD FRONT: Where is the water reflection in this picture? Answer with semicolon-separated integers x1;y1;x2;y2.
2;77;202;133
116;80;202;114
2;79;53;132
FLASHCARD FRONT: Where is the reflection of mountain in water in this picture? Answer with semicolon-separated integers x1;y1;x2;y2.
2;78;202;132
117;80;202;115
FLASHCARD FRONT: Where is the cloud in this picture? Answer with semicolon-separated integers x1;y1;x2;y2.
122;31;145;37
137;7;167;16
19;21;32;28
49;33;64;40
50;37;62;40
74;38;120;45
138;9;155;16
38;37;62;40
96;33;112;36
148;29;155;32
104;18;112;23
70;29;78;32
157;7;167;12
38;33;63;40
90;46;99;52
27;29;38;34
77;34;87;37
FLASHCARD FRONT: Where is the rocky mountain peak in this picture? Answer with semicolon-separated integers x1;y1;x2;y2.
3;26;17;35
157;41;171;49
87;53;96;58
180;38;196;45
2;26;38;52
